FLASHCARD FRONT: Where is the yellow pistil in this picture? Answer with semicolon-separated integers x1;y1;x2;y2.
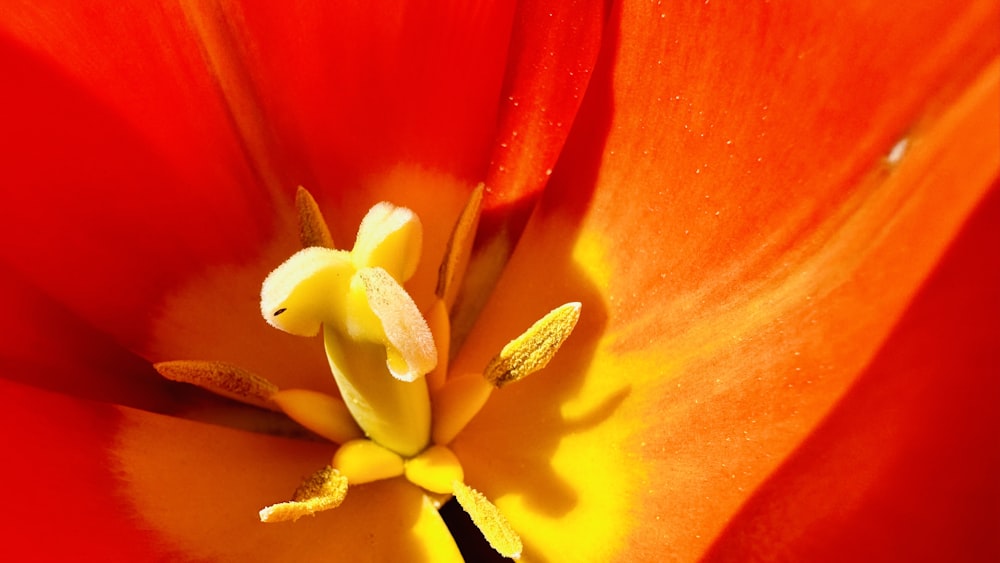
259;466;348;523
260;202;436;456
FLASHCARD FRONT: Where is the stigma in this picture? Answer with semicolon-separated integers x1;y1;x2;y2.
154;185;580;559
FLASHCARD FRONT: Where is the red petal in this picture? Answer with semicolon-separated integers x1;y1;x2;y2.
0;3;286;354
452;0;609;338
0;1;532;364
0;378;172;559
0;263;181;411
480;0;608;232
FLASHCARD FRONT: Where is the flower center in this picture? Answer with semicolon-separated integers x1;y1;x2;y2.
154;186;580;559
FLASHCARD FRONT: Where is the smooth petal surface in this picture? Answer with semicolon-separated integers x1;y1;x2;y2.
0;1;524;395
452;0;609;343
220;0;522;310
452;1;999;561
0;0;284;354
0;377;462;562
701;180;1000;561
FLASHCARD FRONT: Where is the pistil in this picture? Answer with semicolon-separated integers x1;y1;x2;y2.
260;205;437;457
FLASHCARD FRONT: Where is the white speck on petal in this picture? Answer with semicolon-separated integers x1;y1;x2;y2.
886;137;910;165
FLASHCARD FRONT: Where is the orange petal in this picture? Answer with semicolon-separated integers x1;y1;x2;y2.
0;377;462;560
702;180;1000;561
452;2;999;560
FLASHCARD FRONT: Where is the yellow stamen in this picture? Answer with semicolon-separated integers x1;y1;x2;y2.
332;439;405;484
271;389;364;444
259;466;348;523
425;297;451;394
295;186;335;248
153;360;278;410
485;302;582;388
452;481;523;559
431;373;494;446
404;445;464;494
436;183;484;307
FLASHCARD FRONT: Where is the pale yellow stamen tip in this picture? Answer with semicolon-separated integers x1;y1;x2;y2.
271;389;364;444
259;466;348;523
404;445;464;494
332;439;405;484
295;186;335;249
485;302;582;388
153;360;278;410
452;481;523;559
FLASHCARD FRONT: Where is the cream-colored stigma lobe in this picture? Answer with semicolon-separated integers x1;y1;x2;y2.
260;247;354;336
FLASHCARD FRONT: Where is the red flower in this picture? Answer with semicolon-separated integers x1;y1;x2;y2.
1;1;997;561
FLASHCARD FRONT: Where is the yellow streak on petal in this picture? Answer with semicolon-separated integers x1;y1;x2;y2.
404;445;464;494
431;373;494;445
484;302;582;388
271;389;364;444
295;186;335;249
259;466;348;523
452;481;523;559
153;360;278;410
333;439;406;484
436;183;484;307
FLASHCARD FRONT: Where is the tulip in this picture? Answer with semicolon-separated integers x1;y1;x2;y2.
1;1;997;561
